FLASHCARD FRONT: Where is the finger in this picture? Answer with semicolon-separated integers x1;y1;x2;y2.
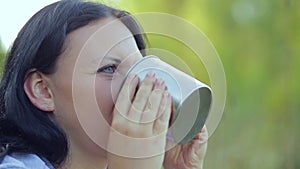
201;125;208;133
153;91;172;135
141;79;166;123
128;72;156;122
111;74;138;131
193;125;208;143
191;138;208;162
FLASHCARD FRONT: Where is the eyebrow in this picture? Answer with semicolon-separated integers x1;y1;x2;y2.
91;55;122;65
103;56;122;64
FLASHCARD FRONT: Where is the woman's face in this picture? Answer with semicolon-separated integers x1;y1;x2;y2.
47;17;143;154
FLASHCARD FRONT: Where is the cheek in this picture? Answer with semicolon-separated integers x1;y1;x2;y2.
95;75;126;124
95;79;114;124
53;77;110;153
51;75;77;129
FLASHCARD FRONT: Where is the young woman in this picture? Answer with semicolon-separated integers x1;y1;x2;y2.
0;1;208;168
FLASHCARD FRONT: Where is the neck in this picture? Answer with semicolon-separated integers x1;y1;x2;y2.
60;139;108;169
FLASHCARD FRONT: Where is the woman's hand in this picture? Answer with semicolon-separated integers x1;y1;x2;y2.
163;126;208;169
107;72;172;169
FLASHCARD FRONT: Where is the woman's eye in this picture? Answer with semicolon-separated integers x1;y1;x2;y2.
97;64;117;74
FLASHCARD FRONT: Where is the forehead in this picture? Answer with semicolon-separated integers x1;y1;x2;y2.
61;17;136;64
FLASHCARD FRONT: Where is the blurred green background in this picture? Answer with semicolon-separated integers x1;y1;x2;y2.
106;0;300;168
1;0;299;168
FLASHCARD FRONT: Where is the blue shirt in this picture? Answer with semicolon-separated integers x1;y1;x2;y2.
0;153;54;169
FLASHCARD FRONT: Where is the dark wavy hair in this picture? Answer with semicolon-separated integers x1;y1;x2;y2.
0;0;147;167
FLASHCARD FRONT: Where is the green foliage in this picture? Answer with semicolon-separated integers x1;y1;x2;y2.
0;38;6;76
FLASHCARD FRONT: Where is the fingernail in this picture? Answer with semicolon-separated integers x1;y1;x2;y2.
146;71;156;78
156;79;165;86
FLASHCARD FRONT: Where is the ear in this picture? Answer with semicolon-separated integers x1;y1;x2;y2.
24;69;54;112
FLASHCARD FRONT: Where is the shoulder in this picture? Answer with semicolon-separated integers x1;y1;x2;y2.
0;153;54;169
